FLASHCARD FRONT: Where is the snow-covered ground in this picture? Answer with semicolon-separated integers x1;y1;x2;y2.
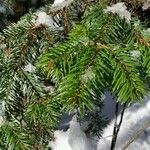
49;96;150;150
98;97;150;150
48;115;94;150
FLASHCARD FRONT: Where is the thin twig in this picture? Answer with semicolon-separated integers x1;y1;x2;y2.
110;103;126;150
122;121;150;150
117;104;126;133
110;102;119;150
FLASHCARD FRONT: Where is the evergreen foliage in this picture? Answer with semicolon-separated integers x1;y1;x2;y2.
0;0;150;149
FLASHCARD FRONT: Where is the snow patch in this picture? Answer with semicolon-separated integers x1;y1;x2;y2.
53;0;65;5
104;2;131;23
130;50;141;59
97;98;150;150
43;85;55;93
142;0;150;10
24;63;36;73
81;67;94;83
0;5;6;13
48;115;94;150
52;0;74;11
48;96;150;150
142;28;150;37
35;12;59;28
49;130;72;150
35;0;74;28
0;101;5;127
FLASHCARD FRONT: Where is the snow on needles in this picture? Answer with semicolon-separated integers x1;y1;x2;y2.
52;0;74;11
0;101;5;127
104;2;131;23
53;0;65;5
35;0;56;28
142;0;150;10
0;5;6;13
35;0;74;28
35;12;58;28
24;63;36;73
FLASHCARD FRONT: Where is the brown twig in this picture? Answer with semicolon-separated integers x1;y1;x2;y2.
122;121;150;150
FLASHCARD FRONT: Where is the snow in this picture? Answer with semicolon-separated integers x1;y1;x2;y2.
0;101;5;127
0;44;6;49
52;0;74;11
53;0;65;5
146;28;150;32
35;12;58;28
142;0;150;10
81;67;94;83
48;115;94;150
104;2;131;23
49;130;72;150
130;50;141;59
24;63;36;73
142;28;150;37
67;116;93;150
0;3;6;13
97;98;150;150
48;96;150;150
35;0;74;28
43;85;55;93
